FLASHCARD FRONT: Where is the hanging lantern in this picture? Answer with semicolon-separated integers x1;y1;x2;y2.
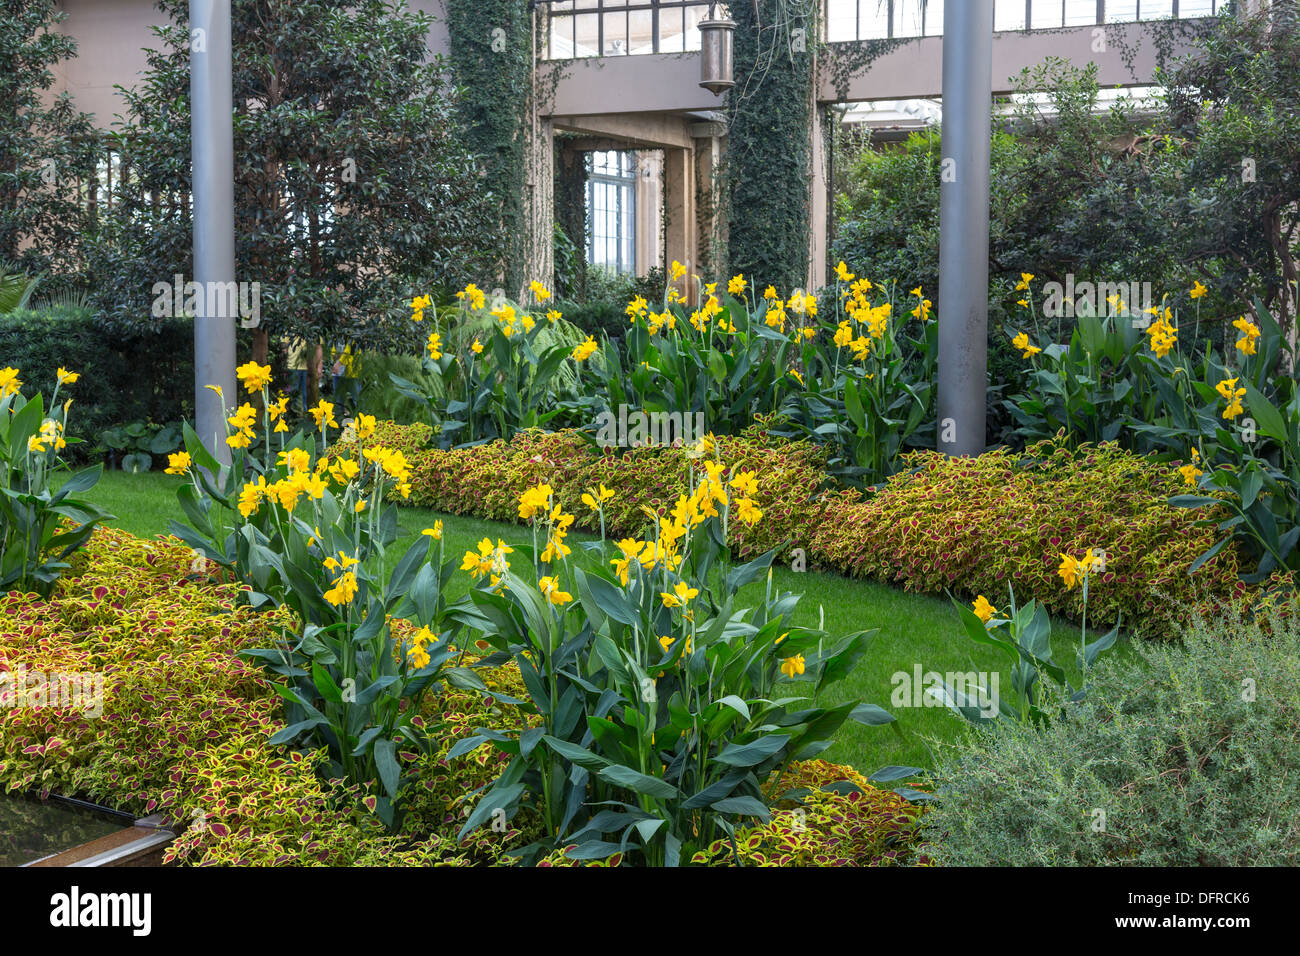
699;5;735;96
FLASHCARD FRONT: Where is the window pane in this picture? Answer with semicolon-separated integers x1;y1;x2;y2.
1105;0;1139;23
1030;0;1064;28
1063;0;1098;24
1139;0;1174;19
826;0;858;41
684;5;708;51
924;0;945;35
603;11;627;55
548;13;573;58
1178;0;1217;15
574;12;599;57
860;1;890;39
658;5;685;51
894;0;926;37
995;0;1028;31
628;8;654;53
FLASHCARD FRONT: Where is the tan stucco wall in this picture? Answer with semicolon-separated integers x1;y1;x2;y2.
49;0;451;130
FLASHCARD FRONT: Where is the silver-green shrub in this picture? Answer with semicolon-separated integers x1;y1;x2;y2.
923;611;1300;865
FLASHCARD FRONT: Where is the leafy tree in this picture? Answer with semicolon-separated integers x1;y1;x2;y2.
0;0;100;289
94;0;496;400
1163;0;1300;339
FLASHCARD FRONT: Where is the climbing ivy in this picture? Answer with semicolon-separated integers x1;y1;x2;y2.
725;0;819;294
446;0;533;293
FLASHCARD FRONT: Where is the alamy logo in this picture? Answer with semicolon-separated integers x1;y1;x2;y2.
151;274;262;328
1042;275;1153;320
49;887;151;936
595;404;706;448
0;665;104;718
890;664;1000;718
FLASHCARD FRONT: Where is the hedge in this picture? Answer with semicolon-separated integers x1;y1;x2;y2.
0;306;194;460
0;527;918;866
350;420;1277;638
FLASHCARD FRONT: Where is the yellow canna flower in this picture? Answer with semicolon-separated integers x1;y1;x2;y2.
538;575;573;606
235;361;273;393
572;336;598;362
56;367;80;386
1216;376;1246;419
1190;280;1208;300
165;451;192;476
323;570;358;607
422;521;444;540
1011;331;1041;359
780;654;806;678
972;595;997;624
0;367;22;397
1233;316;1261;357
660;579;699;609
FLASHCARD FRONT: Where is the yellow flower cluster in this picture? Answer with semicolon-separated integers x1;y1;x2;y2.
971;594;998;624
460;537;513;586
268;393;289;433
688;294;724;333
1058;549;1103;590
235;361;272;393
582;484;614;512
323;551;359;607
310;399;337;432
1233;316;1261;357
165;451;192;476
539;575;572;606
1146;310;1178;358
426;332;443;360
1178;447;1202;487
572;336;598;362
0;367;22;398
518;483;576;563
456;284;486;311
28;418;67;454
410;293;432;322
227;403;257;449
1216;376;1246;419
1011;331;1041;359
363;445;412;498
406;625;436;669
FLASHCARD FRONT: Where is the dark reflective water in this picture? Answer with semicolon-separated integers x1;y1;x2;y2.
0;793;132;866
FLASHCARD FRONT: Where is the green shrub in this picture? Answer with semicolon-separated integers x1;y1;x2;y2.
922;608;1300;866
809;436;1268;638
0;307;194;461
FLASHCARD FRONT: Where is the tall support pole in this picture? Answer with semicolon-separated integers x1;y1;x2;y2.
937;0;993;458
190;0;237;464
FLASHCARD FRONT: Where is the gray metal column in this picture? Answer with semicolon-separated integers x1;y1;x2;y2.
937;0;994;457
190;0;237;464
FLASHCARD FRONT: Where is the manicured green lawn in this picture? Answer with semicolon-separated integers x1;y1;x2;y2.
75;469;1135;777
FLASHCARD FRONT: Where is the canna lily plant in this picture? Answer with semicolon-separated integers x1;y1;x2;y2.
389;285;591;448
448;436;896;865
0;367;109;595
169;363;481;828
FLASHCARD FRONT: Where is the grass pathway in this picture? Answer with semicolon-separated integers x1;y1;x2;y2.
78;470;1134;774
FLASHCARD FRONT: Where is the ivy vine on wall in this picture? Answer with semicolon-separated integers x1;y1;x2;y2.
726;0;819;294
445;0;533;293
